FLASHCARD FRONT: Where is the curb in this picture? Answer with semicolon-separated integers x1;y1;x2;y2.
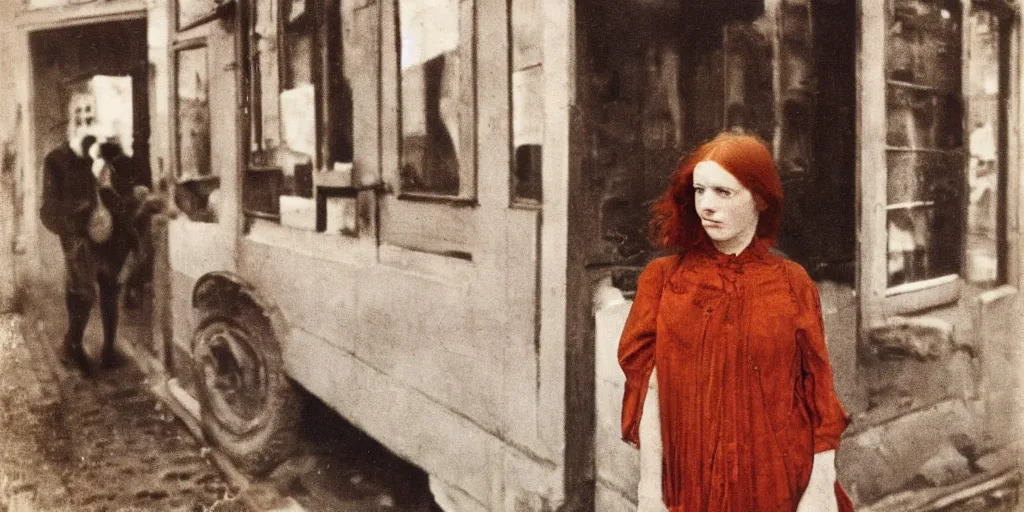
139;368;307;512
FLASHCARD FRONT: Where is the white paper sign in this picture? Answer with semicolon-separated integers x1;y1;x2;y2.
280;84;316;158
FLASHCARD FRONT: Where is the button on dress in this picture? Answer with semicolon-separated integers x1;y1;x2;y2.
618;238;852;511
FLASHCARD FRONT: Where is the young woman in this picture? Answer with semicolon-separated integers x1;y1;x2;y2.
618;133;853;511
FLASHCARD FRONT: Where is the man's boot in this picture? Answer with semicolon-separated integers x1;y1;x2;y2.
61;294;92;377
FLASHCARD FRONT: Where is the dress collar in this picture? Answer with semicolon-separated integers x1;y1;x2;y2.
698;236;769;268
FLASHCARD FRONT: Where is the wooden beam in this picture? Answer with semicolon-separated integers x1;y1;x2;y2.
857;0;888;331
15;0;147;31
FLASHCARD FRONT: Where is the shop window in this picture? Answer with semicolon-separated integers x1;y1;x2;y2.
246;0;354;233
885;0;964;289
883;0;1009;294
397;0;474;200
173;44;218;224
965;7;1009;288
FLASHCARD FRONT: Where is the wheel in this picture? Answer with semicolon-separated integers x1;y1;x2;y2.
192;306;300;476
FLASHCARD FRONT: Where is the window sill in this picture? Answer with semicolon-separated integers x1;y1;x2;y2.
280;195;317;232
244;218;374;267
395;191;478;208
883;275;961;316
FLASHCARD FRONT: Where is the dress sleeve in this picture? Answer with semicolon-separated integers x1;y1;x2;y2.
618;258;668;448
791;264;851;453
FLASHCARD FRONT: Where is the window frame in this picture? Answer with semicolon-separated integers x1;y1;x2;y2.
860;0;1018;326
168;37;221;225
243;0;354;231
390;0;478;203
171;38;212;184
378;0;479;260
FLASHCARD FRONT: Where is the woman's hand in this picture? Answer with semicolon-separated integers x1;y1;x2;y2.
796;450;839;512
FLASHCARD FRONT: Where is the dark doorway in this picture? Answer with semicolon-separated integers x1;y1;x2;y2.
579;0;858;288
29;18;153;359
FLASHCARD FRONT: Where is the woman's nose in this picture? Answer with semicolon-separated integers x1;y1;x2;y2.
697;195;716;213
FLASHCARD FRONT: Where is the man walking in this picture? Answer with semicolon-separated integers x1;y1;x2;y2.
39;103;136;376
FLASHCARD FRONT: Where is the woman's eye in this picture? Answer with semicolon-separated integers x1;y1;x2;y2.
717;189;732;197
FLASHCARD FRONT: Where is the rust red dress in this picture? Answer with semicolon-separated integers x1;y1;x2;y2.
618;238;853;511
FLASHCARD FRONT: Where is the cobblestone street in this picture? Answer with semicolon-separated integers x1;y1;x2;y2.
0;313;247;511
0;288;438;512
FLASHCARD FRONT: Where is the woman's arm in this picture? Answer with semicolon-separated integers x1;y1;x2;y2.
792;264;851;452
788;262;851;510
618;258;668;448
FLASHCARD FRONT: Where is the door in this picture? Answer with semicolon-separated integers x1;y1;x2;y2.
164;0;241;398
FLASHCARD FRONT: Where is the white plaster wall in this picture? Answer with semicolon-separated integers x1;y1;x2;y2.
593;279;642;508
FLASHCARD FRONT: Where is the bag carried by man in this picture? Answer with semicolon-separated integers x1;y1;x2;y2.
87;163;114;244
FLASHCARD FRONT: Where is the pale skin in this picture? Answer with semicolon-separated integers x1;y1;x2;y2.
693;160;839;512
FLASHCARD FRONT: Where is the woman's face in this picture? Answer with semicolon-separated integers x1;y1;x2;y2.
692;160;760;254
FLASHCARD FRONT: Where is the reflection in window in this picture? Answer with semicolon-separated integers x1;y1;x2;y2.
966;8;1006;287
398;0;461;196
175;46;217;223
244;0;352;232
278;1;317;203
885;0;963;287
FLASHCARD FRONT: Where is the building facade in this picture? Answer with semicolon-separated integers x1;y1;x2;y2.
0;0;1021;510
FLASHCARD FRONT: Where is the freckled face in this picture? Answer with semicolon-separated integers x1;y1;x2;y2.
693;160;760;254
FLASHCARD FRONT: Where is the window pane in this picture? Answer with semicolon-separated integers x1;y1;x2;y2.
966;8;1005;287
285;29;314;89
886;86;962;150
777;0;812;176
886;151;962;205
887;205;961;286
175;46;217;223
885;0;963;287
888;0;961;91
511;0;543;204
512;66;543;203
723;14;775;149
280;13;316;201
398;0;461;196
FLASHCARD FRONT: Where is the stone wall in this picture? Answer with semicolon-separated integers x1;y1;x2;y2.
0;0;22;312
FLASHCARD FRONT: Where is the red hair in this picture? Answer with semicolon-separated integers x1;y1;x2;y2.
650;132;783;251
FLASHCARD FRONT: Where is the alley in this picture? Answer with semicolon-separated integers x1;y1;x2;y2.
0;313;247;511
1;293;437;512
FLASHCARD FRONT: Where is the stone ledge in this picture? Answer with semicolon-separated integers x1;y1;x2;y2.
867;316;954;361
841;400;978;503
860;468;1019;512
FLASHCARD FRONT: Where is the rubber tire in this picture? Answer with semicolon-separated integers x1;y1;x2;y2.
192;305;300;477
